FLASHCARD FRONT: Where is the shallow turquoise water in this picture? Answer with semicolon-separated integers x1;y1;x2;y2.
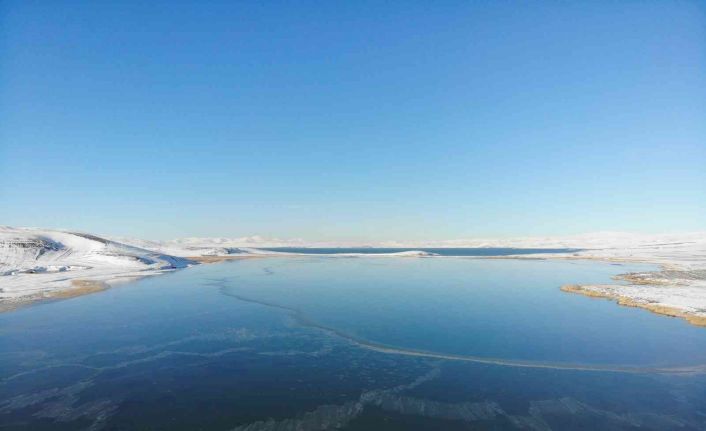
2;256;706;430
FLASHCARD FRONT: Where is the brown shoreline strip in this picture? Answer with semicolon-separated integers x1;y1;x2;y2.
561;284;706;328
53;279;109;298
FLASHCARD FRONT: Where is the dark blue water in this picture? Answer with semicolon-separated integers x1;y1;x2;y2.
2;256;706;430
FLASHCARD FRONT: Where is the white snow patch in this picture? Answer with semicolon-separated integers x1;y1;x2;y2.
0;227;194;303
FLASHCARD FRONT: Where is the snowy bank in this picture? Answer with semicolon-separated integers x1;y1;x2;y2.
529;233;706;327
0;227;193;309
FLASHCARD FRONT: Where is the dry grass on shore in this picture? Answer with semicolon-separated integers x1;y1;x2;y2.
561;284;706;328
48;279;109;298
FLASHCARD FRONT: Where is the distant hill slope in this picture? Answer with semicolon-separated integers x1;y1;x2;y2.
0;226;193;304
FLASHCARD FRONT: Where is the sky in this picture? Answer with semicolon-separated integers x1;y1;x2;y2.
1;1;705;241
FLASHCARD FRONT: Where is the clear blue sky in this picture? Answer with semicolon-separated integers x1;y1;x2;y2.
1;1;704;240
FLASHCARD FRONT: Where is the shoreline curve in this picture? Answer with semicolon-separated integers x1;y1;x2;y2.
561;284;706;328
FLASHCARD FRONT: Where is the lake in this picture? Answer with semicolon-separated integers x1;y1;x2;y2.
259;247;581;256
2;255;706;430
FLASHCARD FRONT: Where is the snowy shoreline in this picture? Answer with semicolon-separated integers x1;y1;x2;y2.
557;264;706;327
1;227;705;327
0;227;194;311
517;240;706;327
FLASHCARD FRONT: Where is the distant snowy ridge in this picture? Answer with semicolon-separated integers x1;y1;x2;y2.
374;231;706;253
119;232;706;267
120;231;706;253
110;236;305;258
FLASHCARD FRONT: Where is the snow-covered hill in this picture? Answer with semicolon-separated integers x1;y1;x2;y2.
0;227;193;304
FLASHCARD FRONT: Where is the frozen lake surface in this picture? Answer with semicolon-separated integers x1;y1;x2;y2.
2;256;706;430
